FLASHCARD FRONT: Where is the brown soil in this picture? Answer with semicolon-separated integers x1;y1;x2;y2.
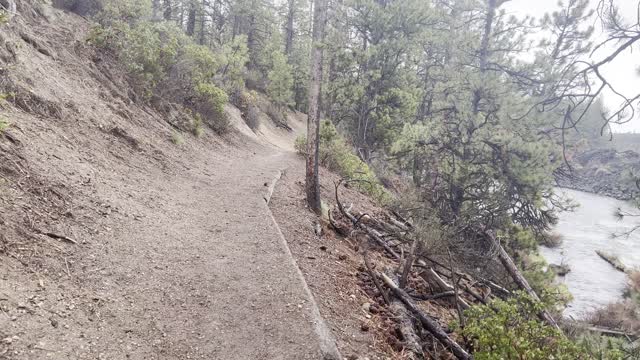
269;163;466;359
0;3;338;359
0;2;483;360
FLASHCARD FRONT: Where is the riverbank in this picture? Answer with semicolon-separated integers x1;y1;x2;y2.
542;188;640;318
555;148;640;200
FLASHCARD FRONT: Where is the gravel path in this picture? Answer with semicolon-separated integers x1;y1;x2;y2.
79;150;340;359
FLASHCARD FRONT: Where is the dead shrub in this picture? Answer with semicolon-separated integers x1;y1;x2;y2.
587;300;640;333
542;232;563;248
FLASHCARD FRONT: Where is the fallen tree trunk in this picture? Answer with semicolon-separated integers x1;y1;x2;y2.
485;230;560;331
390;299;424;359
335;180;401;260
595;250;628;273
381;273;473;360
425;268;469;310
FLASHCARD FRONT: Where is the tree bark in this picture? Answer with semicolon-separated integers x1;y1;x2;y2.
284;0;296;56
305;0;328;213
186;0;197;36
152;0;160;20
163;0;172;20
389;287;424;358
381;273;473;360
485;230;561;331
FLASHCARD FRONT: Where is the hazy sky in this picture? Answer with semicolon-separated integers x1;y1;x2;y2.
503;0;640;133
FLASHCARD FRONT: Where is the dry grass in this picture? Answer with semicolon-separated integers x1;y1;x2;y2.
587;271;640;333
628;271;640;293
587;300;640;332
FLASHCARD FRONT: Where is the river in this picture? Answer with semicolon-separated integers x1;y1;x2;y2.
541;188;640;319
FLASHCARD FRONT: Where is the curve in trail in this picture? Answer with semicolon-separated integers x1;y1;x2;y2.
92;149;338;359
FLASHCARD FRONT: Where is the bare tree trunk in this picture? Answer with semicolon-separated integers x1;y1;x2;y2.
305;0;328;213
152;0;160;20
186;0;197;36
284;0;295;56
163;0;172;20
485;231;561;331
472;0;497;114
198;0;207;45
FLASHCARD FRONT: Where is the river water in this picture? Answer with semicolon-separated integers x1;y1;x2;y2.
541;188;640;319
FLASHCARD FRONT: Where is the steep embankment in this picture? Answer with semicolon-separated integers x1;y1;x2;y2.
0;3;343;359
556;148;640;200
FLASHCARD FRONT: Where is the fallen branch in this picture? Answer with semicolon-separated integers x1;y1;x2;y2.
381;273;473;360
584;325;637;341
335;179;400;260
412;291;456;301
39;231;78;245
485;230;560;331
425;268;469;310
363;249;390;305
595;250;628;273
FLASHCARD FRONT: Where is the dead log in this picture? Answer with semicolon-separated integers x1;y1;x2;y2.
390;298;424;359
399;239;419;288
425;268;469;310
485;230;560;331
418;258;505;301
390;209;414;230
595;250;628;273
381;273;473;360
335;180;400;260
412;291;456;301
584;325;638;341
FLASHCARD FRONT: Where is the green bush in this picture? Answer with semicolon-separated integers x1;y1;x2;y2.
194;83;229;133
88;0;232;133
578;334;630;360
461;291;585;360
295;120;389;203
89;21;181;97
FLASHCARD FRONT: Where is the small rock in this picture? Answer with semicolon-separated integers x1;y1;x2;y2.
361;302;371;312
360;323;370;332
319;246;327;251
338;254;347;261
50;318;58;328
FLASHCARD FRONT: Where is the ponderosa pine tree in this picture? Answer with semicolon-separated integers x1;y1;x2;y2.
305;0;328;213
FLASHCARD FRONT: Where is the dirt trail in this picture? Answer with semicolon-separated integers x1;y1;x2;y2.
2;134;341;359
0;3;345;358
75;149;337;360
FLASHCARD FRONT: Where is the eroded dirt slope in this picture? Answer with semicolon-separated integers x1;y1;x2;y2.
0;2;336;359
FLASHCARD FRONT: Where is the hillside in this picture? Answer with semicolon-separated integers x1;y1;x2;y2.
0;3;344;359
3;0;640;359
556;148;640;200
